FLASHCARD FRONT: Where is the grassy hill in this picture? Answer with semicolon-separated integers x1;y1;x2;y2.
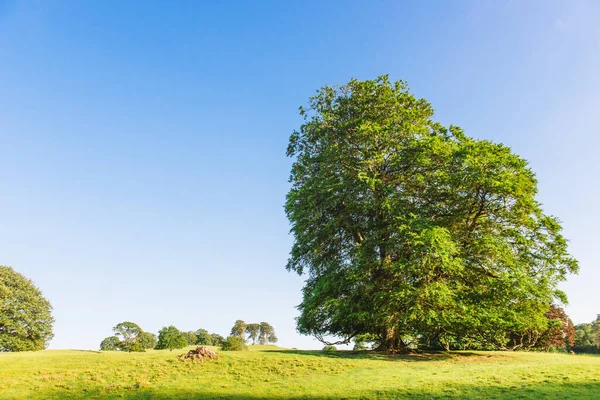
1;345;599;399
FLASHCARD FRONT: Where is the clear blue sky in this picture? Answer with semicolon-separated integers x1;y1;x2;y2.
1;1;598;350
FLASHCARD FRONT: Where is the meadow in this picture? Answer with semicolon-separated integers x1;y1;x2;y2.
1;346;599;399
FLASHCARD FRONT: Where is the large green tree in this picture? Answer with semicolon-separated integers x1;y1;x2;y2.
155;325;187;351
0;266;54;351
285;76;578;352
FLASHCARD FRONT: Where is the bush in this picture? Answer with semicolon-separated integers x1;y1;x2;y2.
221;336;248;351
323;345;337;352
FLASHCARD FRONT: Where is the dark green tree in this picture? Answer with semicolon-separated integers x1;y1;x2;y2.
112;321;144;352
195;329;213;345
0;266;54;352
246;323;260;344
230;320;247;340
155;326;187;351
139;332;158;350
100;336;121;351
285;76;578;352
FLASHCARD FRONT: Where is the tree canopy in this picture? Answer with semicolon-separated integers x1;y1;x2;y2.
0;266;54;352
155;326;187;351
285;76;578;352
195;329;213;345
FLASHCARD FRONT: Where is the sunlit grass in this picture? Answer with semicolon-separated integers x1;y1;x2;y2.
1;345;599;399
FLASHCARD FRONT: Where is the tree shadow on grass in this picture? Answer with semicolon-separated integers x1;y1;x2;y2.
30;381;600;400
267;349;493;362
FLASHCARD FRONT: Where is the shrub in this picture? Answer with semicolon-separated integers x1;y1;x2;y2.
323;345;337;352
221;336;248;351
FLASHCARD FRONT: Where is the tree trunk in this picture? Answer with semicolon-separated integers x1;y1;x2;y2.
374;327;408;353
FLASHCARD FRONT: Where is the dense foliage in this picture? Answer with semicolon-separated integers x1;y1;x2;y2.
184;331;197;346
155;326;188;351
573;314;600;354
285;76;578;351
195;329;213;345
211;333;225;346
0;266;54;352
139;332;158;350
220;335;248;351
99;336;121;351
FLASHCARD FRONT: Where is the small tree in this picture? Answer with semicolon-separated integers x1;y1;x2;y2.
155;326;187;351
246;323;260;344
221;336;248;351
139;332;158;350
0;266;54;352
230;320;247;340
113;321;143;352
195;329;213;345
100;336;121;351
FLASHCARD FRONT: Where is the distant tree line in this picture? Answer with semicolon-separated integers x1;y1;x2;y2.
99;320;276;352
99;322;225;352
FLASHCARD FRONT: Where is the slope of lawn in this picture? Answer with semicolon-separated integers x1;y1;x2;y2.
1;345;599;399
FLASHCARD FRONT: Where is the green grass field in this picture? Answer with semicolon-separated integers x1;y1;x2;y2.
1;346;599;399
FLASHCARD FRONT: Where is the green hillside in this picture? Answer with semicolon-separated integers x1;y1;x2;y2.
1;346;599;399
